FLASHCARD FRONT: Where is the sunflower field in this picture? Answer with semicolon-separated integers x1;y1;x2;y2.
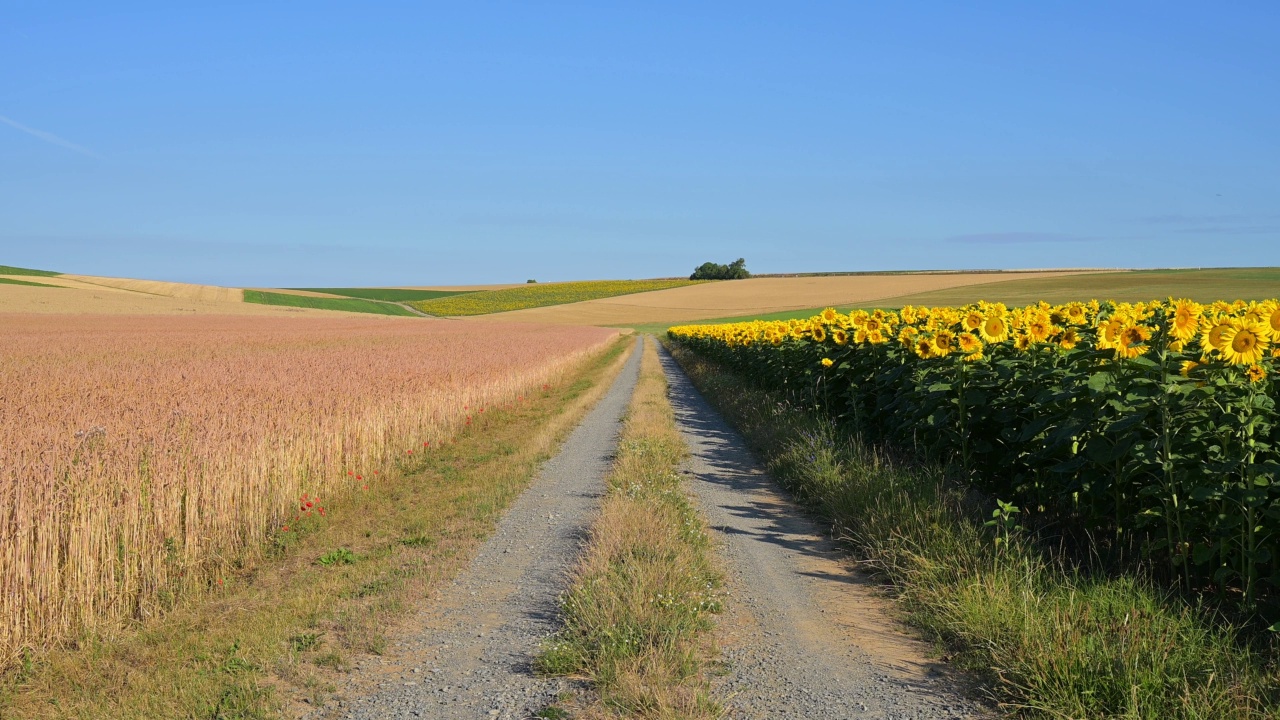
669;299;1280;609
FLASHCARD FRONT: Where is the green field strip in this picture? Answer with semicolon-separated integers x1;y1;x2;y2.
243;290;419;316
287;287;473;302
0;277;63;288
411;279;703;316
0;264;61;276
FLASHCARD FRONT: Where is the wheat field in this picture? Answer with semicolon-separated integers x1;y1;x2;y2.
0;315;617;667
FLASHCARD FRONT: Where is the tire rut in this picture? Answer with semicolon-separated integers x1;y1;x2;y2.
313;338;642;720
656;343;985;720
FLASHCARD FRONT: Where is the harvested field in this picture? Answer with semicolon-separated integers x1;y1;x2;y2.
61;274;244;303
0;315;617;669
473;270;1106;326
0;285;351;316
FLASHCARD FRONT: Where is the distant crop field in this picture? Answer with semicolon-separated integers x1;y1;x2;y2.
0;315;617;668
0;264;60;276
625;269;1280;333
411;279;703;316
0;277;61;288
289;287;473;302
244;289;419;316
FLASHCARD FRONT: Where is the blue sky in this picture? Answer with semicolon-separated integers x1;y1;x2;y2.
1;2;1277;286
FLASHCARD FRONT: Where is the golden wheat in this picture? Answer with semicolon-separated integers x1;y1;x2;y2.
0;314;617;667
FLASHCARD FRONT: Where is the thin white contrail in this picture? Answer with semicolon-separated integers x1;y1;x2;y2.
0;114;100;158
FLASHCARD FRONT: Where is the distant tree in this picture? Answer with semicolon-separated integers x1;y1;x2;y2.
527;279;538;283
690;258;750;280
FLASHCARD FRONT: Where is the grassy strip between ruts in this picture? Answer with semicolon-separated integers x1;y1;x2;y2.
0;336;632;720
664;340;1279;720
243;289;419;316
537;337;724;719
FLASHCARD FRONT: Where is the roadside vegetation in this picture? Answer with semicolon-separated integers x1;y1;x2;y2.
286;287;472;302
666;325;1280;718
538;338;724;719
243;289;419;315
410;279;702;316
0;335;631;719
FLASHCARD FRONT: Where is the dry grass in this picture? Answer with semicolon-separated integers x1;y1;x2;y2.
0;315;617;671
538;338;723;718
471;271;1107;326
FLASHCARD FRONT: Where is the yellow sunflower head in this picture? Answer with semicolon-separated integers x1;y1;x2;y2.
821;357;834;368
1220;321;1269;366
854;328;869;344
1168;299;1202;341
1114;324;1152;359
1059;328;1079;350
980;314;1010;344
957;332;982;354
832;328;849;345
811;324;827;343
933;330;955;356
867;329;886;345
1065;303;1088;325
1180;360;1199;378
1014;334;1032;352
1246;364;1267;383
915;336;936;359
962;311;984;331
821;307;839;324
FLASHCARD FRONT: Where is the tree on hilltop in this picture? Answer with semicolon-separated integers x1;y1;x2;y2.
690;258;750;280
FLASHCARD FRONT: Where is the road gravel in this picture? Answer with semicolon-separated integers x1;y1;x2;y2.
656;341;985;719
309;338;641;720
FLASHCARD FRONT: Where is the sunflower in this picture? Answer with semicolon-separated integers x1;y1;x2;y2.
854;328;869;344
1064;303;1088;325
1059;328;1079;350
812;324;828;343
963;350;984;362
832;328;849;345
1096;318;1124;350
1168;299;1202;341
1202;320;1231;352
1219;321;1269;365
933;330;955;356
962;311;984;332
867;329;886;345
915;336;936;359
1180;360;1199;377
1114;324;1151;359
1027;317;1053;343
1013;334;1032;352
821;357;834;368
980;314;1010;344
821;307;839;324
1268;303;1280;339
1168;339;1185;352
957;332;982;354
1246;364;1267;383
865;318;882;333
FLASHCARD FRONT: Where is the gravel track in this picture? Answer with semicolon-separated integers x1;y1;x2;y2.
313;338;641;720
656;342;984;719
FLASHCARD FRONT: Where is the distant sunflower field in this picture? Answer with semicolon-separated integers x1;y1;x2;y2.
411;279;702;316
670;299;1280;610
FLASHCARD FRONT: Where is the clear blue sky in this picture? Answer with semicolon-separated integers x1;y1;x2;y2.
2;2;1277;286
